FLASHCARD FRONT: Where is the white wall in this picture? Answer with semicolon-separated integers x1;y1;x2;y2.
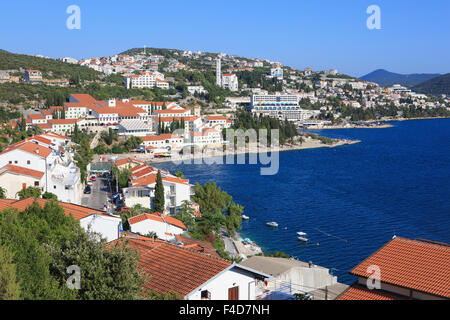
79;214;121;242
0;173;44;199
186;267;259;300
130;218;185;239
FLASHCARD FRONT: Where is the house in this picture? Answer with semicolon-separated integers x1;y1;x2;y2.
23;70;42;83
118;119;152;137
113;157;145;170
0;197;121;242
0;165;45;199
221;74;238;91
0;136;82;204
122;165;193;215
140;134;184;152
114;235;271;300
204;115;233;129
240;256;344;299
337;237;450;300
128;212;187;241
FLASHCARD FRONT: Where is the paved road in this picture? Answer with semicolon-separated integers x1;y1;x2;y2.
220;229;239;258
81;176;111;211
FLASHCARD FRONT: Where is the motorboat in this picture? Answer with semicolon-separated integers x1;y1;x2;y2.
297;237;308;242
242;215;249;220
266;221;278;227
297;232;307;236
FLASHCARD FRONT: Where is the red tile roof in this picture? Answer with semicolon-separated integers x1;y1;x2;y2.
2;141;53;158
349;237;450;298
141;134;182;142
0;197;108;220
116;237;232;296
337;284;407;300
128;213;187;230
0;164;44;179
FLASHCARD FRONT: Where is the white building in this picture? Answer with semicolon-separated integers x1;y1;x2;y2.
221;74;239;91
123;166;193;215
124;71;169;89
118;119;151;137
270;67;283;79
128;213;187;241
187;86;208;96
0;137;83;204
120;236;272;300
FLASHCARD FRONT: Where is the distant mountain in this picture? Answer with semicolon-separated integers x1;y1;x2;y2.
360;69;441;87
413;73;450;96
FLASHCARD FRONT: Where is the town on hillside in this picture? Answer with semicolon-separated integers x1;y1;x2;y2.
0;47;448;302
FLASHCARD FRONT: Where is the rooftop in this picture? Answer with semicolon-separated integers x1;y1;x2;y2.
349;237;450;299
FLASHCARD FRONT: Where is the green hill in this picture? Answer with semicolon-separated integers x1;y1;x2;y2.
413;73;450;96
0;49;101;81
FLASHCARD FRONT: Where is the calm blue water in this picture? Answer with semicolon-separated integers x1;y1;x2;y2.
157;119;450;284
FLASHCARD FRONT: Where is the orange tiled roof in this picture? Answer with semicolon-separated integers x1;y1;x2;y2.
117;237;232;296
0;197;108;220
2;141;53;158
0;164;44;179
141;134;182;142
349;237;450;298
128;213;187;230
336;284;407;300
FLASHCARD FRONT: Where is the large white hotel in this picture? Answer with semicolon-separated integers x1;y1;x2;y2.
250;94;319;121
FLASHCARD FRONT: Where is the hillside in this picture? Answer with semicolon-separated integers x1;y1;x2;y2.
360;69;440;87
413;73;450;96
0;49;101;81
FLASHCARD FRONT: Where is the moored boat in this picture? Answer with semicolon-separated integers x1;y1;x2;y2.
297;232;307;236
297;236;308;242
266;221;278;227
242;215;249;220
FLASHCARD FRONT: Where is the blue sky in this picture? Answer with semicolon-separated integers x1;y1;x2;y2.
0;0;449;77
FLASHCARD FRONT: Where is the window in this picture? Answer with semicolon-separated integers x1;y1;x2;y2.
34;181;39;187
14;161;18;164
27;160;31;164
201;290;211;300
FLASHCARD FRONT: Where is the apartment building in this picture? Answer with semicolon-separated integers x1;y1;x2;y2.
221;74;239;91
124;71;169;89
23;69;42;83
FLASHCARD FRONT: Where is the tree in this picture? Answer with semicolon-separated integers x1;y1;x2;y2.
0;187;6;199
174;171;185;178
153;170;165;213
224;202;243;237
175;201;195;231
0;246;21;300
16;186;41;199
42;192;58;200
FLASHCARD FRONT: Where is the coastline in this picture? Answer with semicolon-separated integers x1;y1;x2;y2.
305;116;450;130
147;138;361;165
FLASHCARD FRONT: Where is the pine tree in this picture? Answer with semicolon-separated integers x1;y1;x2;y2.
153;170;165;213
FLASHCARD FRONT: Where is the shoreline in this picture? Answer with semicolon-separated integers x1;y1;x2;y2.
147;138;361;165
303;116;450;130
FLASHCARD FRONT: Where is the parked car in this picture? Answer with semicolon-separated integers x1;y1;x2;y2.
84;185;91;194
90;175;97;181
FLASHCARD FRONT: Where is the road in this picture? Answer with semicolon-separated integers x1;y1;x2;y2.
81;176;111;211
220;228;239;258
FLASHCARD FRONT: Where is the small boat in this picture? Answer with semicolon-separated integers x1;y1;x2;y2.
297;232;307;236
242;215;249;220
266;221;278;227
298;237;308;242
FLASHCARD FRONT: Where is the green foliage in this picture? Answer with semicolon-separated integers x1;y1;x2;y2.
42;192;58;200
146;290;183;300
0;200;146;300
0;187;6;199
0;245;21;300
174;200;196;231
232;109;298;145
111;167;132;188
74;138;94;183
0;49;100;81
153;170;165;213
174;171;185;178
16;186;41;199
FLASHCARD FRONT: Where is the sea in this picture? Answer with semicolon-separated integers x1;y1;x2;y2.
156;118;450;284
